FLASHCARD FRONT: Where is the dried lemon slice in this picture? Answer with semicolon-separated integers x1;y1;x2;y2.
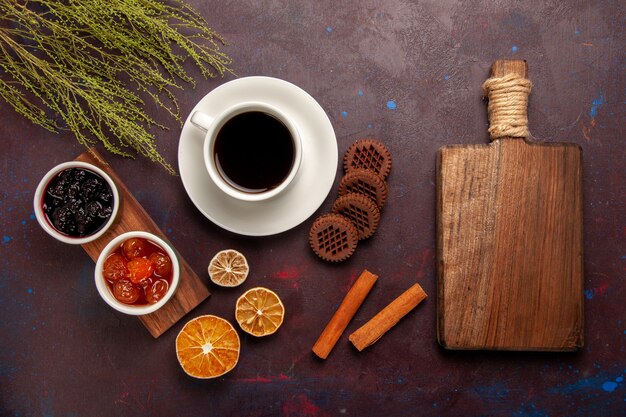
175;315;240;379
235;287;285;337
208;249;249;287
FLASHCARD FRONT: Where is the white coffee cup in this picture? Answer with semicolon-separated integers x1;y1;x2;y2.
190;102;302;202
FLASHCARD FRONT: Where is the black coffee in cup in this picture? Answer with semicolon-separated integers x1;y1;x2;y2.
213;111;295;194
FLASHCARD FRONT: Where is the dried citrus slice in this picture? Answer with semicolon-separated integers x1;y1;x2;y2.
235;287;285;337
176;315;240;379
208;249;249;287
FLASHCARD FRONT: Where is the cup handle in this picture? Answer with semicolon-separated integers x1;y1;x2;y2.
190;111;214;132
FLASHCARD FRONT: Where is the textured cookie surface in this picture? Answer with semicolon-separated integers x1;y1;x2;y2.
338;168;388;209
309;214;359;262
343;139;392;180
331;193;380;240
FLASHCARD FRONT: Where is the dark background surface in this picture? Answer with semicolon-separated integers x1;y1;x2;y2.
1;1;624;416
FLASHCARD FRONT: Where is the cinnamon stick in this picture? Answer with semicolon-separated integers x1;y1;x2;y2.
349;283;427;351
312;270;378;359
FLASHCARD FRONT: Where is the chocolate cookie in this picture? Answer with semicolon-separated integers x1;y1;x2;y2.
331;193;380;240
309;213;359;262
343;138;392;180
338;168;388;209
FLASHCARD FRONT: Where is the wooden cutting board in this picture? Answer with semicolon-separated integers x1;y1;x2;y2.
76;148;210;338
436;60;584;351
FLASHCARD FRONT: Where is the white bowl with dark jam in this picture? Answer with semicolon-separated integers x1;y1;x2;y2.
95;231;180;315
33;161;119;244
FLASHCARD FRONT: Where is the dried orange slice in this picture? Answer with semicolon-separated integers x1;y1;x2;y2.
175;315;240;379
235;287;285;337
208;249;249;287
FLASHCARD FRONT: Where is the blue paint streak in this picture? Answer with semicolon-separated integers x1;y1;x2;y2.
30;213;36;220
444;74;450;80
550;373;625;395
590;92;605;118
575;29;581;35
21;220;26;225
357;90;363;96
326;26;333;33
386;100;397;110
512;402;549;417
616;376;624;382
550;377;596;394
473;382;510;402
27;288;33;294
2;236;12;244
584;289;594;300
341;111;348;118
602;381;618;392
512;45;519;53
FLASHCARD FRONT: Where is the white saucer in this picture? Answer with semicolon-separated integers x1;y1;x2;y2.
178;77;338;236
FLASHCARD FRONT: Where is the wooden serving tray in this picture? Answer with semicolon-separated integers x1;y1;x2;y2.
76;148;210;338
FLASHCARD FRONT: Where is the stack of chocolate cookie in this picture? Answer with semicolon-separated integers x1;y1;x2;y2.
309;138;392;262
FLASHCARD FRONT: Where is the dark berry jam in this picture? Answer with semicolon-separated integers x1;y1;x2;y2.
42;167;114;237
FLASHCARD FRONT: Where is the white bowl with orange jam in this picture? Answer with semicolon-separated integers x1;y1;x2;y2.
95;231;180;315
